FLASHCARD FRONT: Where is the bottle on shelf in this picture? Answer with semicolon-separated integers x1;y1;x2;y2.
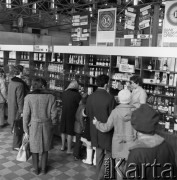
173;119;177;134
165;116;170;132
163;59;168;71
147;60;153;70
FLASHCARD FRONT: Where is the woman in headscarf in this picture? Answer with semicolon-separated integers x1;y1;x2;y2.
60;80;81;153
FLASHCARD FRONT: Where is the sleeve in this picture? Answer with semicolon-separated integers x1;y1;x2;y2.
17;84;25;114
95;111;114;132
50;96;58;125
23;96;31;134
139;89;147;104
108;96;116;115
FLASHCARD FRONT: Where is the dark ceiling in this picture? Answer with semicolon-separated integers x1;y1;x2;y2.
0;0;163;32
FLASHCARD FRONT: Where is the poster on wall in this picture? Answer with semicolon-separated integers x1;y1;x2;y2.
162;1;177;44
96;8;117;46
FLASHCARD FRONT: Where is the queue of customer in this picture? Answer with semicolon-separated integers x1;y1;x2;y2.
1;65;176;180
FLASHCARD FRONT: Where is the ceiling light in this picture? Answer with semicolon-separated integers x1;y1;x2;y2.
22;0;28;4
133;0;138;6
6;0;11;8
51;0;55;9
32;3;36;14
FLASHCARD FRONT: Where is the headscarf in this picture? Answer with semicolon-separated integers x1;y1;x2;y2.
65;80;79;91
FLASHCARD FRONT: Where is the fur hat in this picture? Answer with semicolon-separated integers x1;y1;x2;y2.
131;104;159;135
118;89;131;104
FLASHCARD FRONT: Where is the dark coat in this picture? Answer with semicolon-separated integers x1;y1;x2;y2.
74;103;86;134
23;89;58;153
86;88;116;151
60;89;81;136
8;77;29;126
125;134;177;180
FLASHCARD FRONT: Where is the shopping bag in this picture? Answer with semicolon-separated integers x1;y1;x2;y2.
16;137;31;162
13;118;24;135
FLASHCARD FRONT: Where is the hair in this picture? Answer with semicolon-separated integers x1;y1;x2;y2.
11;65;24;76
130;75;143;86
32;78;47;90
96;74;109;87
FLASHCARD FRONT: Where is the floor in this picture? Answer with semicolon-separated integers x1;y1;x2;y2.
0;125;97;180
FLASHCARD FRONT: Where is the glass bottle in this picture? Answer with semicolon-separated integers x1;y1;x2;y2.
163;60;168;71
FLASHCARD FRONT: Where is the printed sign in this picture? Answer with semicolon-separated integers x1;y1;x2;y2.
162;1;177;43
96;8;117;45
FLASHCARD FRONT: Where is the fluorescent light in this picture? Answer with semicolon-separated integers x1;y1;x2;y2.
134;0;138;6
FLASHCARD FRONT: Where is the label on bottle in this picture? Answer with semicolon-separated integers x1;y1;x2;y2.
165;122;170;129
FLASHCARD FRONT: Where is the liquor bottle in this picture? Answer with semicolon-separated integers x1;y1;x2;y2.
171;101;175;116
168;99;172;115
163;60;168;71
173;119;177;134
150;86;153;94
148;60;153;70
165;116;170;132
153;97;157;110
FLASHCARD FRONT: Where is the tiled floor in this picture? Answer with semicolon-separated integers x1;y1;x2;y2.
0;125;97;180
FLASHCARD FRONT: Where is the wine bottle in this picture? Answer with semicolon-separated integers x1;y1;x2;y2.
148;60;153;70
163;59;168;71
165;116;170;132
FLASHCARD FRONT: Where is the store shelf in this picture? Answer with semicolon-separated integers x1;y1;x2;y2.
147;93;175;98
143;83;175;88
143;69;177;74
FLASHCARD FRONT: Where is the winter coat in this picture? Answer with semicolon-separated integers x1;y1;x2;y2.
74;103;86;134
8;77;29;126
86;88;116;151
95;104;136;159
0;78;7;103
60;88;81;136
23;89;58;153
125;134;177;180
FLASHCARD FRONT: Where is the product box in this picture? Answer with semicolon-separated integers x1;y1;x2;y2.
175;58;177;72
173;74;177;86
169;58;176;72
143;79;155;84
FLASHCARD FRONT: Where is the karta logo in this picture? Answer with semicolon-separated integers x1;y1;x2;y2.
104;158;177;179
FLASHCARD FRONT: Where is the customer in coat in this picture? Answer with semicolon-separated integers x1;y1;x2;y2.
7;65;29;151
125;104;177;180
93;89;136;158
0;68;7;128
23;78;58;175
60;80;81;154
86;74;116;180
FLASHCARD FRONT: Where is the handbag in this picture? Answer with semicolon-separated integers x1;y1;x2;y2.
13;118;24;135
16;136;31;162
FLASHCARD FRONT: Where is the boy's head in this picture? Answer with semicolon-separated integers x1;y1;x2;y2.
118;89;131;104
96;74;109;88
131;104;159;135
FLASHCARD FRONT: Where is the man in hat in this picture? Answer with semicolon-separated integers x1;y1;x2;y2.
125;104;177;180
8;65;29;151
86;74;116;180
